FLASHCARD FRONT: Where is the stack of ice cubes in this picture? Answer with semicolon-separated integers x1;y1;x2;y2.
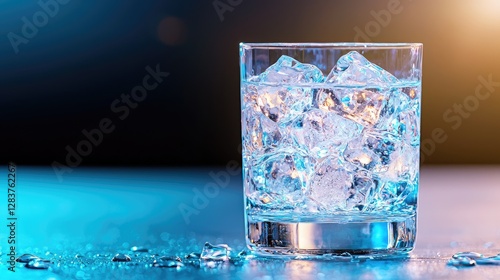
242;51;420;214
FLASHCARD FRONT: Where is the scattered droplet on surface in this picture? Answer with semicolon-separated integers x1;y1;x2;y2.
111;253;132;262
475;256;500;265
185;252;201;266
228;249;250;266
186;252;201;259
158;256;181;262
130;246;149;253
237;249;249;257
26;258;52;269
16;254;40;263
152;256;184;268
447;257;476;268
452;252;483;260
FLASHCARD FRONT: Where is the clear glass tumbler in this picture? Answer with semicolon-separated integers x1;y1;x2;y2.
240;43;423;258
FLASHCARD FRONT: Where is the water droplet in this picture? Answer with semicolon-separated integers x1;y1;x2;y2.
152;256;183;268
476;256;500;265
111;253;131;262
130;246;149;253
184;252;201;266
452;252;483;260
447;257;476;267
16;253;40;263
26;258;52;269
185;252;201;259
159;256;182;262
238;249;249;257
228;249;250;266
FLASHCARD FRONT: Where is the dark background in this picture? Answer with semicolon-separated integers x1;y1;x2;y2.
2;0;500;166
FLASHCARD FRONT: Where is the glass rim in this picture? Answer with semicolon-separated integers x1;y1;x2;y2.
240;42;422;50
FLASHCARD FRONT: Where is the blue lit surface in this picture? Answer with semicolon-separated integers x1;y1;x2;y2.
1;166;500;279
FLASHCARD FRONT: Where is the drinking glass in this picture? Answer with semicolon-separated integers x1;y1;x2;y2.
240;43;423;258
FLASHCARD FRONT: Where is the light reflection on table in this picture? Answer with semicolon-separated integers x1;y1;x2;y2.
0;165;499;279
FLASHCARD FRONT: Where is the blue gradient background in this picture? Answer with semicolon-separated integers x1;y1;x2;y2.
1;0;216;166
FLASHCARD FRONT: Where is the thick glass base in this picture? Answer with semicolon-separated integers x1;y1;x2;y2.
246;214;416;259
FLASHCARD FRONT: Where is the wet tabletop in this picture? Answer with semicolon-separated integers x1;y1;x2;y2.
1;165;500;279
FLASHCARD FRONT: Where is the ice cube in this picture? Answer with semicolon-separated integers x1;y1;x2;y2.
241;83;259;110
378;180;413;205
375;87;418;139
317;86;390;126
256;85;313;124
325;51;398;86
249;55;323;123
346;173;376;210
241;108;282;155
343;147;379;171
245;151;312;208
291;109;362;158
200;242;230;261
399;110;420;147
316;88;341;112
344;130;401;174
320;51;401;126
308;157;353;211
385;143;419;182
375;89;408;126
259;55;324;84
364;133;398;165
337;88;388;126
